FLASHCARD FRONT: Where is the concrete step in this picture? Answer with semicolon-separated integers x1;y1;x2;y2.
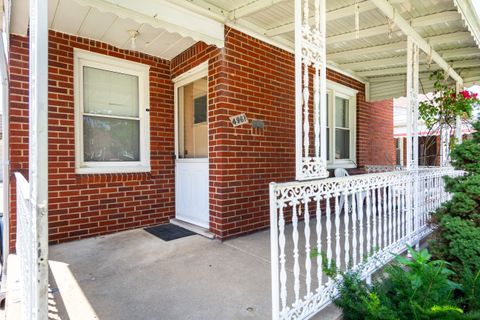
169;218;216;239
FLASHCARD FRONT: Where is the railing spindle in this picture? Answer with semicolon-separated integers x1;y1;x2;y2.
372;188;377;252
352;191;358;266
366;189;371;258
377;188;383;250
335;194;341;270
292;203;300;305
383;186;388;247
304;199;312;296
344;192;350;268
316;196;322;287
278;206;287;311
326;195;332;269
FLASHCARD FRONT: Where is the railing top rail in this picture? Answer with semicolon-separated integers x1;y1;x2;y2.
271;166;459;191
270;170;408;190
14;172;29;200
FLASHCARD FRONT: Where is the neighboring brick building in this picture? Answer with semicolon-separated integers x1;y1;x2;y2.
8;26;395;245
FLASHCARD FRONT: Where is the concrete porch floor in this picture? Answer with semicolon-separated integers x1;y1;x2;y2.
47;226;340;320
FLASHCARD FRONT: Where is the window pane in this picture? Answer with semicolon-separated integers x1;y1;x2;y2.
335;97;349;128
83;66;139;117
179;78;208;158
83;116;140;161
335;128;350;159
327;129;330;160
194;95;207;124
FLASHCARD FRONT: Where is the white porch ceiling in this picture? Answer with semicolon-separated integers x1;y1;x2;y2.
171;0;480;101
9;0;224;60
6;0;480;100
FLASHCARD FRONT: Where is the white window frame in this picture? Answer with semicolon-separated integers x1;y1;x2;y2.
74;49;151;174
396;138;404;166
326;80;357;169
173;61;209;160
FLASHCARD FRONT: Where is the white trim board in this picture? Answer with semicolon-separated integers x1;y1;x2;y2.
73;49;151;174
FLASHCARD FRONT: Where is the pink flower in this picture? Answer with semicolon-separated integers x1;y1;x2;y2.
460;90;471;99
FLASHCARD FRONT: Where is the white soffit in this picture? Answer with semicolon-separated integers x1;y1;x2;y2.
174;0;480;100
10;0;224;60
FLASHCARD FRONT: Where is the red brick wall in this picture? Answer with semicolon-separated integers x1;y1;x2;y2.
9;32;175;245
171;27;394;239
364;99;395;165
8;27;395;244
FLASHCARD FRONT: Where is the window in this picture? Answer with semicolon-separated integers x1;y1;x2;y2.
194;95;207;124
396;138;404;166
177;77;208;158
325;81;357;168
74;49;150;174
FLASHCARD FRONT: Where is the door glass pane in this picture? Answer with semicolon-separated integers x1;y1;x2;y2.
335;128;350;159
335;97;349;128
179;77;208;158
83;116;140;161
83;66;139;117
194;95;207;124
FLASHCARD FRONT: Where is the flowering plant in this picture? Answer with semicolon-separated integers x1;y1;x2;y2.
419;71;478;134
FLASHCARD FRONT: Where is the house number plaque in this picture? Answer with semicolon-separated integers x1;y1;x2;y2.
230;113;248;127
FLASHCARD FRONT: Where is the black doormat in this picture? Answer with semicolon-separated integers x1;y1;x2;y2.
144;224;196;241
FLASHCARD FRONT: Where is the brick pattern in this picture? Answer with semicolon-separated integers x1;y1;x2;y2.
8;27;395;245
364;99;396;165
171;27;395;239
9;32;175;245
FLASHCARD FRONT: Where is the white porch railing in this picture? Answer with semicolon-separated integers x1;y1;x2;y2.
15;172;48;320
269;167;462;320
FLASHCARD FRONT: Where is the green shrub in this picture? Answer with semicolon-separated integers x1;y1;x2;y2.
326;247;476;319
429;120;480;313
430;215;480;274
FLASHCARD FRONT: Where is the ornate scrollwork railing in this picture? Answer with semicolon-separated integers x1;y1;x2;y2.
270;167;462;320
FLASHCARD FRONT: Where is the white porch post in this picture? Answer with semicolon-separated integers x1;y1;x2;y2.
455;81;464;144
405;37;419;171
406;36;419;245
440;127;450;166
28;0;49;319
295;0;328;181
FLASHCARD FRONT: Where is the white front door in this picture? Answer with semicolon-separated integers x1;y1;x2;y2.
175;69;209;228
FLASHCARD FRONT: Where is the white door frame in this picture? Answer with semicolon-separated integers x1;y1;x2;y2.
173;61;209;228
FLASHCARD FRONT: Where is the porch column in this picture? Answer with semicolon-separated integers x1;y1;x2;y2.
405;36;419;171
440;126;451;166
405;36;419;245
455;81;464;144
28;0;49;318
295;0;329;180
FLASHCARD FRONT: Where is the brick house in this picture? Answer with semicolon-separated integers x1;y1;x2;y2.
4;0;480;249
3;0;480;319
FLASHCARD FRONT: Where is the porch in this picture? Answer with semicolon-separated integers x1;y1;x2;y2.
44;226;340;320
7;165;455;320
3;0;480;318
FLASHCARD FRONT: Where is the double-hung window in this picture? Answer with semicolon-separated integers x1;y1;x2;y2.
74;49;150;174
326;81;357;168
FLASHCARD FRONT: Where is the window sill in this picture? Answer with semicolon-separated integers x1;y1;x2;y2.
327;161;357;169
75;165;151;175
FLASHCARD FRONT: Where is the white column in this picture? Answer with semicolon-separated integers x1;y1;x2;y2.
294;0;303;180
440;126;451;166
295;0;328;180
406;36;419;171
406;36;419;245
455;81;463;144
29;0;49;319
